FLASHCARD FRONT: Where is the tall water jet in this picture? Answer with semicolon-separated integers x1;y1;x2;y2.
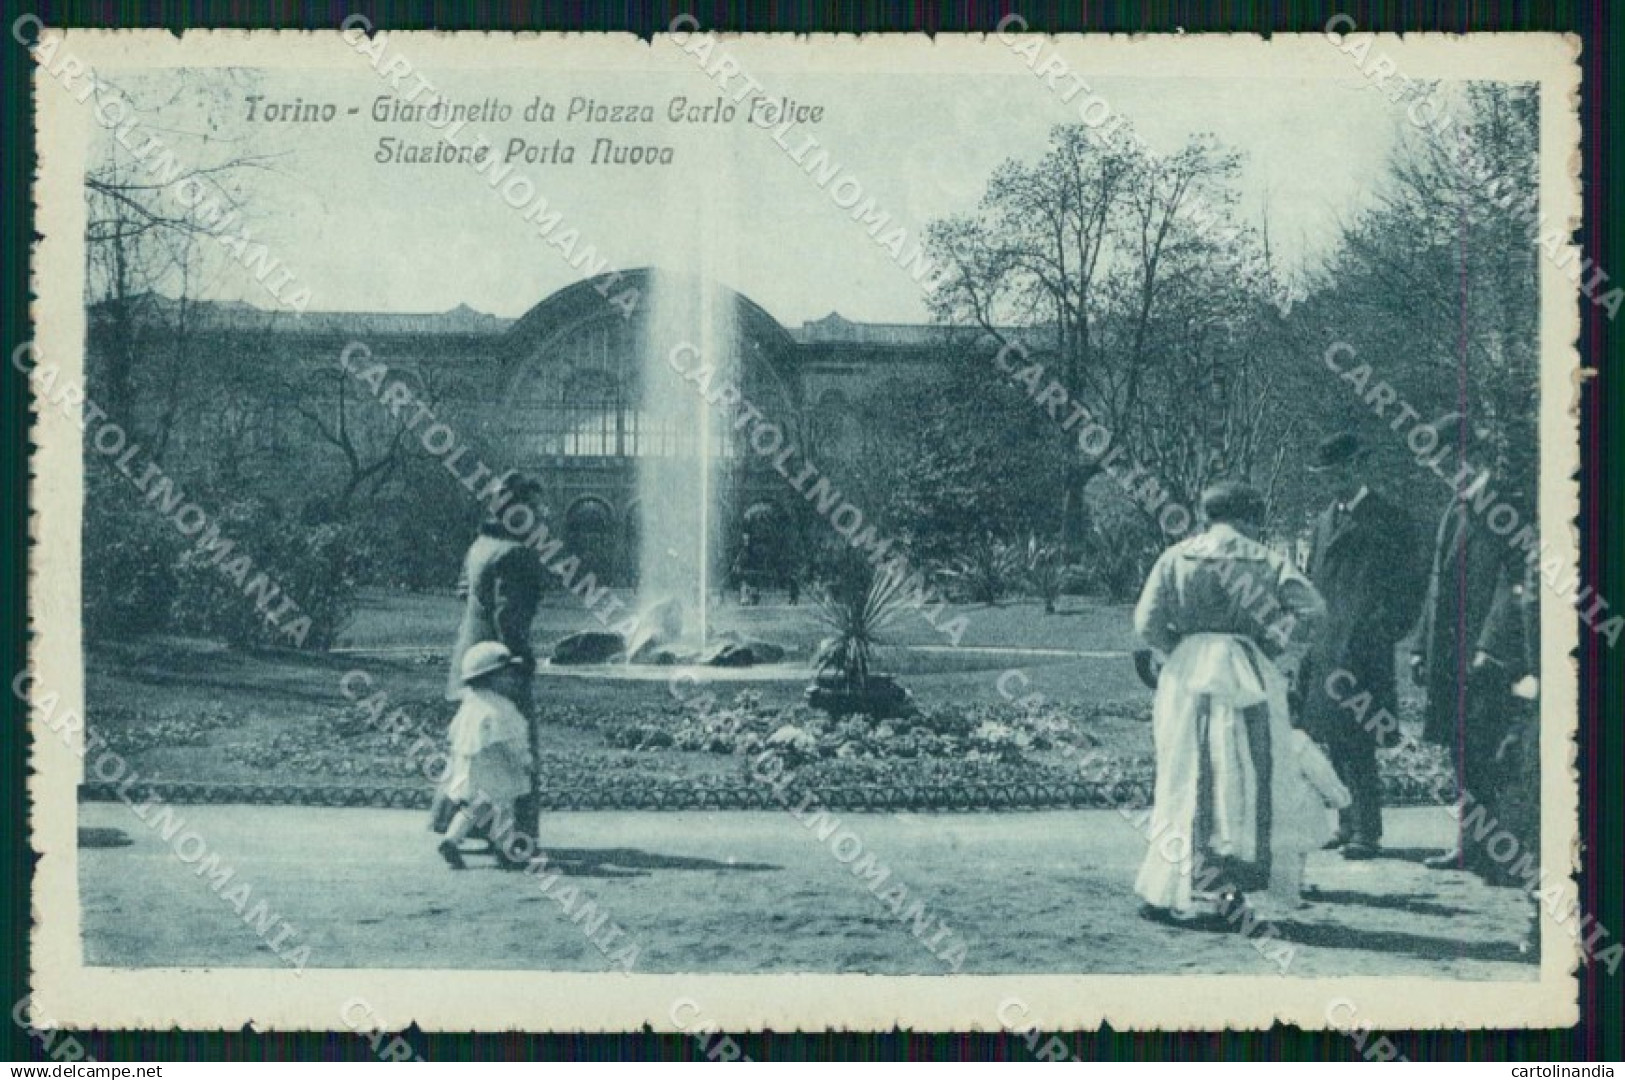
633;269;737;654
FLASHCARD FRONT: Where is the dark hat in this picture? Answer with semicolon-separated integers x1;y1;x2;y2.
1308;431;1366;471
495;469;544;500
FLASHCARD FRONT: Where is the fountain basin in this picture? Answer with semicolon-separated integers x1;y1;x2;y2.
537;660;811;683
550;626;791;669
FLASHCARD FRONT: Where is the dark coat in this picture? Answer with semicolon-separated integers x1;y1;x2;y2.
1493;557;1541;863
446;532;544;702
1300;489;1427;744
1414;500;1534;745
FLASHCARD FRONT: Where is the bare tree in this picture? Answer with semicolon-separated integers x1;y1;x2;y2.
83;71;280;440
1305;82;1541;494
281;355;452;511
926;125;1289;543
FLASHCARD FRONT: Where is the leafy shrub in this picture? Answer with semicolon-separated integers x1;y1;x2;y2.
938;533;1024;605
81;470;185;642
810;552;913;709
1078;512;1161;603
82;474;372;652
170;497;370;650
363;462;480;591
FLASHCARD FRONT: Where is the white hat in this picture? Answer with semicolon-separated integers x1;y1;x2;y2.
461;641;518;684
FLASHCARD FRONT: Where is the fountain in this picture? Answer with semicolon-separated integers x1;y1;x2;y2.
539;149;795;675
546;266;798;679
629;268;735;659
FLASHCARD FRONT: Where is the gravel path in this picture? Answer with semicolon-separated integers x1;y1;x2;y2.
79;802;1535;979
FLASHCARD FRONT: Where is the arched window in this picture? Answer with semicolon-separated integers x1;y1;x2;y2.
504;288;806;464
560;366;622;457
509;319;635;459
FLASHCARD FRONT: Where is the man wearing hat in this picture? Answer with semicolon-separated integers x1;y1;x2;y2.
1300;431;1427;859
1411;418;1539;882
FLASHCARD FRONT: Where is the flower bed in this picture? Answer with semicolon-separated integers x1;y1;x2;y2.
82;689;1459;810
601;690;1458;806
605;690;1118;759
91;703;246;757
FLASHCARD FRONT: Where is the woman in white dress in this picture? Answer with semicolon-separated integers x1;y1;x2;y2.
1131;481;1331;924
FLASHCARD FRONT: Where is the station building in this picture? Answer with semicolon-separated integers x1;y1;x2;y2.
90;268;959;585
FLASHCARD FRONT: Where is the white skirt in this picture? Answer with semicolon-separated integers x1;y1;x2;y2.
1134;634;1334;912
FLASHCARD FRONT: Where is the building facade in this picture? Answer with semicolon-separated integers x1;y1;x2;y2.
89;268;957;586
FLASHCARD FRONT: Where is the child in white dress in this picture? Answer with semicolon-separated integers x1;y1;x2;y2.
1266;728;1353;909
435;641;534;870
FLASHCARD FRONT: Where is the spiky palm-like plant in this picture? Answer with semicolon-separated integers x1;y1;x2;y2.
813;557;912;691
1025;536;1064;614
942;532;1023;605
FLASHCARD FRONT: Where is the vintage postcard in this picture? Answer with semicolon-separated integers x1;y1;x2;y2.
23;25;1587;1034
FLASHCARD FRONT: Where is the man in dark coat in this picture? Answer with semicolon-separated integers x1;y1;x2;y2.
1412;457;1539;883
1300;432;1428;859
1488;557;1541;951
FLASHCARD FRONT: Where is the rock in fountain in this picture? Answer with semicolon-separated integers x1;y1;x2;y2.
697;635;788;668
551;630;626;666
624;596;689;665
619;595;790;668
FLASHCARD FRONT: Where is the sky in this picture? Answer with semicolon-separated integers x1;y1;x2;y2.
96;66;1408;328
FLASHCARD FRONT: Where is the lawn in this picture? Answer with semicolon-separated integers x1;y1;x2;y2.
84;589;1148;792
337;587;1142;656
83;588;1449;806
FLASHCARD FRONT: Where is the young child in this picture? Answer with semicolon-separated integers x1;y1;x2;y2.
433;640;534;870
1268;727;1353;908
